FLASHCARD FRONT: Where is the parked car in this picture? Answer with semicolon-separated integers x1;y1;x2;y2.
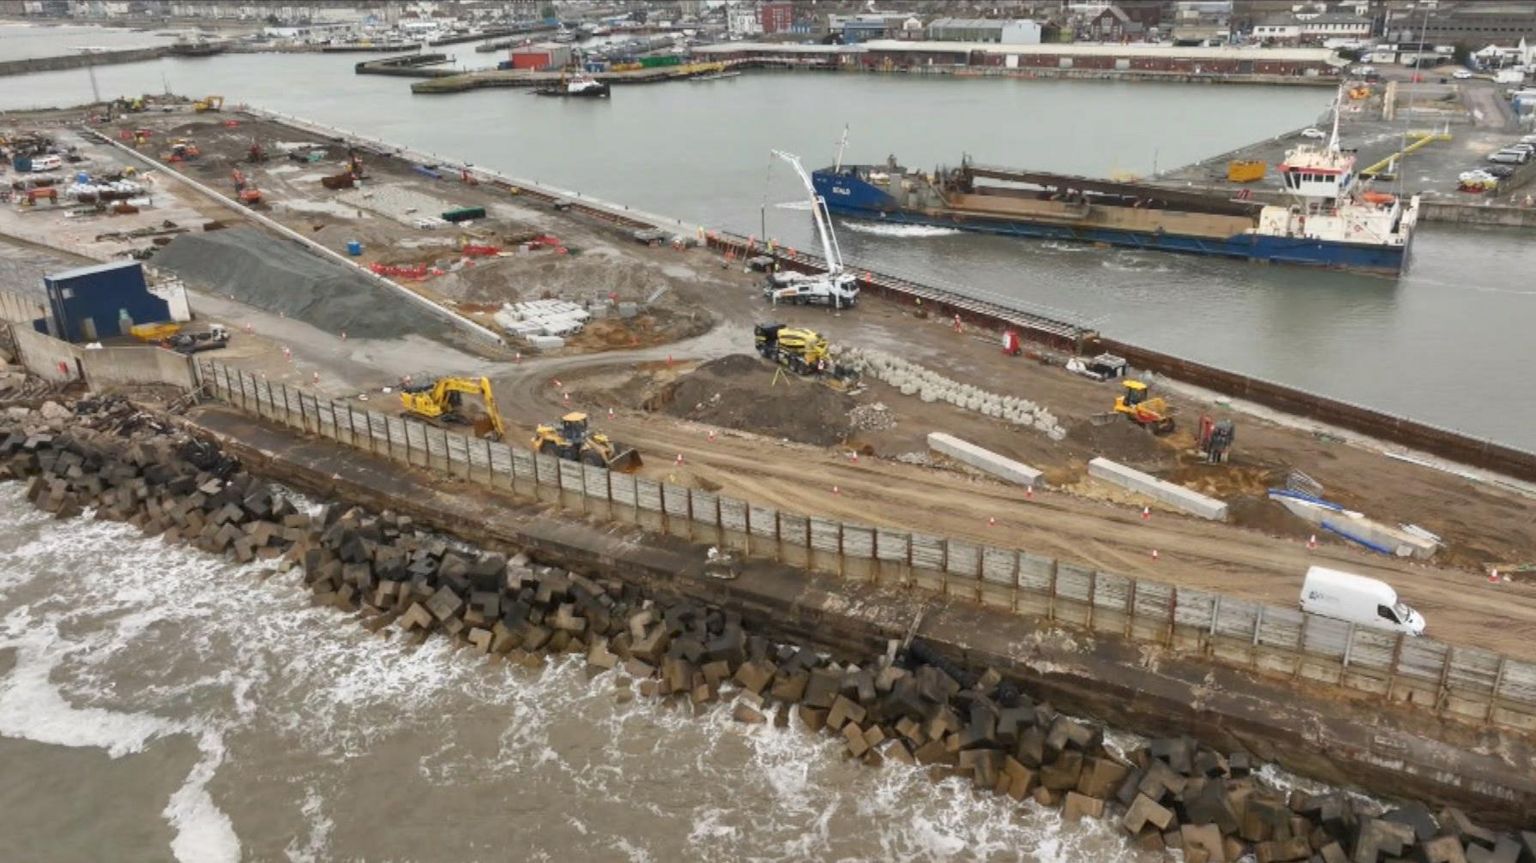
1453;68;1474;79
1486;165;1516;178
1488;149;1528;164
1300;567;1425;636
1300;127;1327;139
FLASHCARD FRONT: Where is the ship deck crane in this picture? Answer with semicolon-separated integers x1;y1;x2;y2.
764;149;860;309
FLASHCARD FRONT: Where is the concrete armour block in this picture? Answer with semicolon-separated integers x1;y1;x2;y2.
927;432;1041;488
1062;791;1106;822
1123;793;1175;835
1087;457;1228;521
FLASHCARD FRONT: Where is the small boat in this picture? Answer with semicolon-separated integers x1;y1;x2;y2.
690;70;742;82
534;72;610;98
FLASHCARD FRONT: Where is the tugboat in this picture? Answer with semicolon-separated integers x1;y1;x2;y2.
533;71;610;98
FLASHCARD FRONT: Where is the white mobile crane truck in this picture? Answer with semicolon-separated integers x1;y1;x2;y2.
763;149;860;309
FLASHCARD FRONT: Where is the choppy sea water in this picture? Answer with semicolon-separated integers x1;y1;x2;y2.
0;484;1155;862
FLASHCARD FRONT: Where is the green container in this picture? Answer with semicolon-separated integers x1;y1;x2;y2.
640;55;681;68
441;206;487;223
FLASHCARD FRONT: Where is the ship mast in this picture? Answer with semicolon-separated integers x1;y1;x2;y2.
834;125;849;173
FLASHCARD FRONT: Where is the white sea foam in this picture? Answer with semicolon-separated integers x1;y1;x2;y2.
841;221;962;239
283;786;335;863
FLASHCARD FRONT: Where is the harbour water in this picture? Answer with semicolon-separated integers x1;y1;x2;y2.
1;51;1531;448
0;484;1150;861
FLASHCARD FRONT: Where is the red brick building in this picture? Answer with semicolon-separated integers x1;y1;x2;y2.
758;1;795;34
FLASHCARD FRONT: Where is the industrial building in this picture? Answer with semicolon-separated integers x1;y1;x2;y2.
857;41;1340;76
926;18;1042;45
41;261;177;343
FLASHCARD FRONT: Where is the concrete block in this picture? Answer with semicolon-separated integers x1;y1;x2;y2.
797;705;828;733
1420;836;1468;863
425;586;464;621
1352;817;1415;863
1467;838;1521;863
1063;791;1106;822
1180;824;1225;863
1123;793;1175;835
1254;837;1310;863
1077;757;1131;799
732;703;766;724
1040;751;1084;791
733;658;776;694
827;694;867;731
1087;457;1228;521
1440;808;1498;850
927;432;1041;488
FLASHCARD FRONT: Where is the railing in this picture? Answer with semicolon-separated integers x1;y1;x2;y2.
198;359;1536;734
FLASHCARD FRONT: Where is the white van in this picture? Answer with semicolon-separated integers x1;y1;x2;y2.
30;154;62;172
1300;566;1425;636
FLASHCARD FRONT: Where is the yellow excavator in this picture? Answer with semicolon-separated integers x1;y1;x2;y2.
1113;379;1175;434
193;95;224;113
531;412;642;472
399;376;507;441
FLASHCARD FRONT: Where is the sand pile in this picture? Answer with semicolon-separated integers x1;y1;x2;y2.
154;228;447;339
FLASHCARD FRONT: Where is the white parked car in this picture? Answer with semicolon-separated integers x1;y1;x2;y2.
1300;127;1327;139
1488;149;1528;164
1452;69;1473;79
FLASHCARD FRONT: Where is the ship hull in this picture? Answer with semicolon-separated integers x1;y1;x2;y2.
813;171;1409;275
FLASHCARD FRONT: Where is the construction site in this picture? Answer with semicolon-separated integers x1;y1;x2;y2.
4;100;1536;851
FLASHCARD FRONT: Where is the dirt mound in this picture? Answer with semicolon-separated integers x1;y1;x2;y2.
1066;416;1169;463
154;228;448;340
647;354;855;447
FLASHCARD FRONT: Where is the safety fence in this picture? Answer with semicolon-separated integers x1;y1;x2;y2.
197;359;1536;733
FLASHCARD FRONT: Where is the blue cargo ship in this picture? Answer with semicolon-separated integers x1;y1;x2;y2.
810;145;1420;275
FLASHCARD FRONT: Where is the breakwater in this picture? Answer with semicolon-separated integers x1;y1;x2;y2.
4;394;1534;859
0;44;167;77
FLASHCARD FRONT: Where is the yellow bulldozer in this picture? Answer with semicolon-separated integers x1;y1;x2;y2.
193;95;224;113
1113;379;1175;434
531;412;642;472
399;376;507;441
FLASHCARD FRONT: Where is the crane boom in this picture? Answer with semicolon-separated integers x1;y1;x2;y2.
771;149;843;275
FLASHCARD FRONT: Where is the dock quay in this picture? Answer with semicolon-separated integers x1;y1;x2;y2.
407;61;733;94
355;52;458;78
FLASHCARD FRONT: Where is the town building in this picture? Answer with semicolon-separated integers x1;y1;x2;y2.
1384;1;1536;48
1170;0;1233;45
757;0;794;35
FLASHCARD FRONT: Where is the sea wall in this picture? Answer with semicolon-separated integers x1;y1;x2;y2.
0;45;167;77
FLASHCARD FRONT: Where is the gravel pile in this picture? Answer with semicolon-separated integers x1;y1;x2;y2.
154;228;447;339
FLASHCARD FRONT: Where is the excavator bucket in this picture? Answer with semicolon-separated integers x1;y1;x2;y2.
603;444;642;473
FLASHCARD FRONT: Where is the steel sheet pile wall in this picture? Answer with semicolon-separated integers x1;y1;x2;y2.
1095;338;1536;483
198;360;1536;734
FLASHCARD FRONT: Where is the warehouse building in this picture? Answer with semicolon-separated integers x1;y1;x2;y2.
926;18;1042;45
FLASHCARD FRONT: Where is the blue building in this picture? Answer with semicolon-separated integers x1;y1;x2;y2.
43;261;171;342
